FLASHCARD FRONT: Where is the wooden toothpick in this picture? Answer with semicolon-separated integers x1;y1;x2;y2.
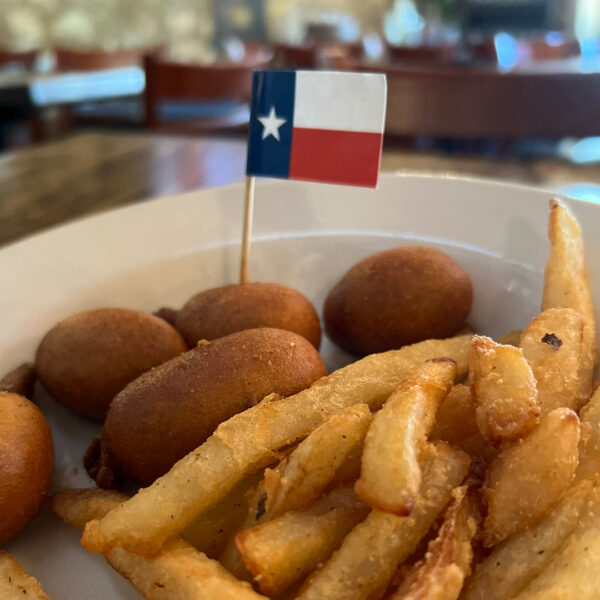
239;175;256;284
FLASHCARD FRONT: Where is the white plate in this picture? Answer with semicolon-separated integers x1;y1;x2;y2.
1;173;599;599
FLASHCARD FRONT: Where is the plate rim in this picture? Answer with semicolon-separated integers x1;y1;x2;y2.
1;172;572;255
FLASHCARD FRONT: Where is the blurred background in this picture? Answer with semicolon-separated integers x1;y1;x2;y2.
2;0;600;245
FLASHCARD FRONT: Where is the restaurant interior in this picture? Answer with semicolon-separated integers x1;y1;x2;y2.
4;4;600;599
1;0;600;246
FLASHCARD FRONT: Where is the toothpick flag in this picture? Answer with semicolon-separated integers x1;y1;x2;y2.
240;69;387;283
246;70;387;188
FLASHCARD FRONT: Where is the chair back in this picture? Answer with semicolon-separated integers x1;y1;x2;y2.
388;45;455;65
55;48;142;71
143;47;271;130
0;49;37;69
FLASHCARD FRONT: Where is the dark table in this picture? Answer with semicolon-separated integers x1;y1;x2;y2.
0;132;246;247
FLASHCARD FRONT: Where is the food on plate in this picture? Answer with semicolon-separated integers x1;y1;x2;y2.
236;486;368;596
577;385;600;480
81;335;471;556
324;246;472;355
86;327;327;487
542;198;596;404
430;382;499;469
35;308;187;419
0;392;53;545
462;479;593;600
220;479;269;579
430;384;480;451
153;306;178;326
510;484;600;600
329;437;364;486
168;282;322;348
0;363;36;398
520;307;585;414
182;472;263;558
265;404;371;517
53;481;258;561
389;486;480;600
295;442;470;600
469;336;540;446
49;489;267;600
49;488;126;528
0;551;50;600
497;330;522;346
482;407;580;546
220;405;371;577
355;359;456;514
10;195;600;599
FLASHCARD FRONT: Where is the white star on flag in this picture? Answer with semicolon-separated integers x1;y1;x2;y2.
258;106;286;141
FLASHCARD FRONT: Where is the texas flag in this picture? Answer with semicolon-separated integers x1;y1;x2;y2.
246;70;387;188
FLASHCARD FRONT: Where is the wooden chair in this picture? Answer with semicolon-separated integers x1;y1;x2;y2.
468;38;499;63
469;35;580;66
347;60;600;139
50;48;146;134
525;37;580;61
273;44;317;68
0;49;37;70
273;42;363;69
143;47;272;133
388;44;455;66
54;48;143;71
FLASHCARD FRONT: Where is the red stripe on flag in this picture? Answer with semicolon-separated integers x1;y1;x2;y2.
289;128;382;188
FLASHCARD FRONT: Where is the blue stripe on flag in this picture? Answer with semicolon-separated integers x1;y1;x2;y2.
246;70;296;178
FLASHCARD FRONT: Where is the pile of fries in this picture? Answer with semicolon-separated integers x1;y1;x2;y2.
37;198;600;599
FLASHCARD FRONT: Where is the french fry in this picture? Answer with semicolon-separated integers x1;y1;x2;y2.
219;402;370;580
295;441;470;600
389;486;480;600
456;436;498;468
46;481;256;562
542;198;596;405
430;384;496;465
236;486;368;596
49;489;267;600
221;406;371;581
521;307;585;414
355;360;457;514
430;384;477;446
469;336;540;446
483;408;580;547
430;384;496;464
497;330;522;347
82;335;471;556
182;472;262;558
510;484;600;600
266;404;372;517
219;480;268;580
49;488;127;528
0;552;50;600
328;439;364;488
109;543;267;600
577;386;600;480
462;478;593;600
